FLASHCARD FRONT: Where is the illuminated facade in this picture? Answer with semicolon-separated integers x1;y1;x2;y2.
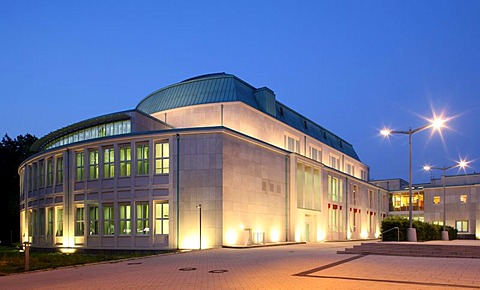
373;174;480;239
19;73;389;251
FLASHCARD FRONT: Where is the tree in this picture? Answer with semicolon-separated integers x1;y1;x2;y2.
0;134;37;245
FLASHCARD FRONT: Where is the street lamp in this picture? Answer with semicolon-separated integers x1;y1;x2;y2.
196;204;202;250
380;116;446;242
423;160;468;240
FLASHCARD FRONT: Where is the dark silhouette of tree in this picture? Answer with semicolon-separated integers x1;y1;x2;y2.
0;134;37;245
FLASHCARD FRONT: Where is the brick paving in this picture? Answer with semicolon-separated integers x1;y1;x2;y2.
2;240;480;289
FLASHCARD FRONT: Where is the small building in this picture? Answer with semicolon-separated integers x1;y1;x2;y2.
373;173;480;239
19;73;389;251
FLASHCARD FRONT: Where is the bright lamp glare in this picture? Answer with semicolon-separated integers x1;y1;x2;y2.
423;165;431;171
431;117;446;131
458;160;468;168
380;128;391;136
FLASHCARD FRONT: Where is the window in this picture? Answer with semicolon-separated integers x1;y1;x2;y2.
136;203;149;235
329;206;343;232
155;202;169;235
352;185;358;206
39;208;45;236
47;208;54;236
309;146;322;162
460;195;467;203
75;207;84;236
56;207;63;236
47;158;54;186
28;210;33;237
56;156;63;185
39;160;45;188
433;196;441;205
328;175;342;202
89;149;99;180
76;152;84;182
103;205;114;235
32;163;37;189
361;169;368;181
346;163;354;176
119;204;132;235
32;209;37;236
284;135;300;153
119;145;132;177
350;210;360;232
368;190;375;209
456;220;468;232
136;143;149;175
88;205;99;235
329;155;340;170
28;165;32;192
103;147;115;179
155;142;170;174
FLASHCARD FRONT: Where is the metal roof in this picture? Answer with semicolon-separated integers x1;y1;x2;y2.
136;73;360;161
136;73;261;114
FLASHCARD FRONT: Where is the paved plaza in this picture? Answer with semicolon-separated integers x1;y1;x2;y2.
2;241;480;289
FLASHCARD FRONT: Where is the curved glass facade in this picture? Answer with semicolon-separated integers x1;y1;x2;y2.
45;120;131;150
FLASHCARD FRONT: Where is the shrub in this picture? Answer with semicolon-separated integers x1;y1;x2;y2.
381;216;457;241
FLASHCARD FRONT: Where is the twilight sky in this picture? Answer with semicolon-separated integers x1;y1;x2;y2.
1;1;479;183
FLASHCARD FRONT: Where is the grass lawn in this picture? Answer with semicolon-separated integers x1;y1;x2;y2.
0;245;162;275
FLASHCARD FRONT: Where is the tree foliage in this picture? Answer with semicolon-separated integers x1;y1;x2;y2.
0;134;37;245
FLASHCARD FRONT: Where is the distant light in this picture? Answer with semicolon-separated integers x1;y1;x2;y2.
423;165;431;171
380;128;391;136
430;116;446;131
459;160;468;169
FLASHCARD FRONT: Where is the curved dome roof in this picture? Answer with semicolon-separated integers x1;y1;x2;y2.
136;73;261;114
136;72;360;161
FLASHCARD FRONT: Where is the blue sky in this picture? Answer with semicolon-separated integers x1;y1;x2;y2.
1;1;479;183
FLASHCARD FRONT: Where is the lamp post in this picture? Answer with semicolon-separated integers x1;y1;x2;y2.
423;160;468;241
381;117;445;242
196;204;202;250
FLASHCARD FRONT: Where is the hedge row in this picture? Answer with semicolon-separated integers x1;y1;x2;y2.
381;216;458;241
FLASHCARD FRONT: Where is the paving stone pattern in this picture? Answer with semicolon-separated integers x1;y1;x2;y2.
2;241;480;289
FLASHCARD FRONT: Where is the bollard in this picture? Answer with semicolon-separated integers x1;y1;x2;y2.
23;242;30;271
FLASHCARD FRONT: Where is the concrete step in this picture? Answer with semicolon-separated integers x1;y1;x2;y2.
337;242;480;258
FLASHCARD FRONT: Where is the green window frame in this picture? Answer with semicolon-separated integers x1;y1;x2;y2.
75;207;85;236
103;204;114;235
155;202;169;235
136;143;149;176
119;145;132;177
56;156;63;185
89;149;99;180
155;142;170;174
39;160;45;188
47;208;54;236
119;204;132;235
76;152;84;182
56;207;63;236
103;147;115;179
88;205;99;235
136;203;149;235
47;158;54;186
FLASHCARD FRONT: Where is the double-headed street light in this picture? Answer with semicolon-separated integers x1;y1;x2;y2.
423;160;468;240
380;116;446;242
